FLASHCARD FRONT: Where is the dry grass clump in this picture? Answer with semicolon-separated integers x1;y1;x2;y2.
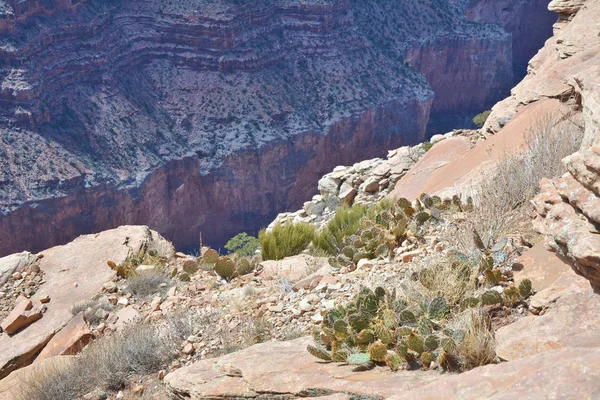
259;221;316;260
125;270;171;298
219;315;270;355
446;110;584;254
20;317;191;400
448;309;496;370
70;298;115;326
399;254;479;308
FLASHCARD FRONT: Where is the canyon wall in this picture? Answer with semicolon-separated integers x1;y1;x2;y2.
465;0;556;82
0;99;430;254
0;0;554;255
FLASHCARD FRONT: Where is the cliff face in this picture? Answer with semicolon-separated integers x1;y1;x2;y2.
0;0;554;255
0;99;430;254
465;0;556;82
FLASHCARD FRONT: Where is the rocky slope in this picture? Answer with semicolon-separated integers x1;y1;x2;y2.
0;0;554;256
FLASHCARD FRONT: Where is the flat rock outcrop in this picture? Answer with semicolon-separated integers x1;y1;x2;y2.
496;268;600;361
389;99;563;200
165;336;438;399
389;347;600;400
0;225;174;379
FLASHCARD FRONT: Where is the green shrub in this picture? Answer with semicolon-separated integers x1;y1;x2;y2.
472;110;491;128
225;232;259;257
259;222;316;261
421;141;434;152
313;204;368;255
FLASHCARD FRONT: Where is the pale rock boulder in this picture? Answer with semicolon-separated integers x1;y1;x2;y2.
0;252;38;286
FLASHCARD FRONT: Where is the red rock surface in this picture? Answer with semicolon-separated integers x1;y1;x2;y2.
35;313;92;360
0;295;43;335
513;242;572;292
496;269;600;361
390;99;562;200
389;347;600;400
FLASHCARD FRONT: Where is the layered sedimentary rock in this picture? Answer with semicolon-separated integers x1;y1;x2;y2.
0;0;553;255
465;0;556;82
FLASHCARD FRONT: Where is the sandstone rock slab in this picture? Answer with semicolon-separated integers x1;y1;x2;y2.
0;296;44;335
166;337;437;399
36;313;92;360
390;347;600;400
512;242;572;292
0;252;37;286
259;256;329;283
389;136;472;200
496;270;600;361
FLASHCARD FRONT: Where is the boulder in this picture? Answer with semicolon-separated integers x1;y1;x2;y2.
0;296;44;335
0;252;38;286
390;347;600;400
114;306;141;330
36;313;92;360
258;256;329;283
0;226;174;379
166;337;437;399
318;176;341;197
532;147;600;291
496;270;600;361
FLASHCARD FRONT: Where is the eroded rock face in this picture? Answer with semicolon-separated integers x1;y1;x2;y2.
532;147;600;291
0;225;174;379
0;0;553;255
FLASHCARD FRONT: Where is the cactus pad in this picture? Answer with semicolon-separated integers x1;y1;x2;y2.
347;353;371;365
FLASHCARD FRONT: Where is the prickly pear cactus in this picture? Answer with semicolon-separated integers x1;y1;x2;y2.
235;258;254;276
406;333;424;354
347;353;371;365
202;249;220;265
307;344;331;361
368;341;388;362
385;351;402;371
481;290;503;306
518;279;533;298
182;260;199;275
427;297;449;319
420;351;435;368
215;257;236;281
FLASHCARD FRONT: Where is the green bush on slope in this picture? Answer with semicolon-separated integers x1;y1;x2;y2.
259;222;316;261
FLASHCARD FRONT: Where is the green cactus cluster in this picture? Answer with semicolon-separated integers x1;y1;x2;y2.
460;279;534;309
307;286;461;371
213;255;259;281
328;195;443;269
197;248;259;281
